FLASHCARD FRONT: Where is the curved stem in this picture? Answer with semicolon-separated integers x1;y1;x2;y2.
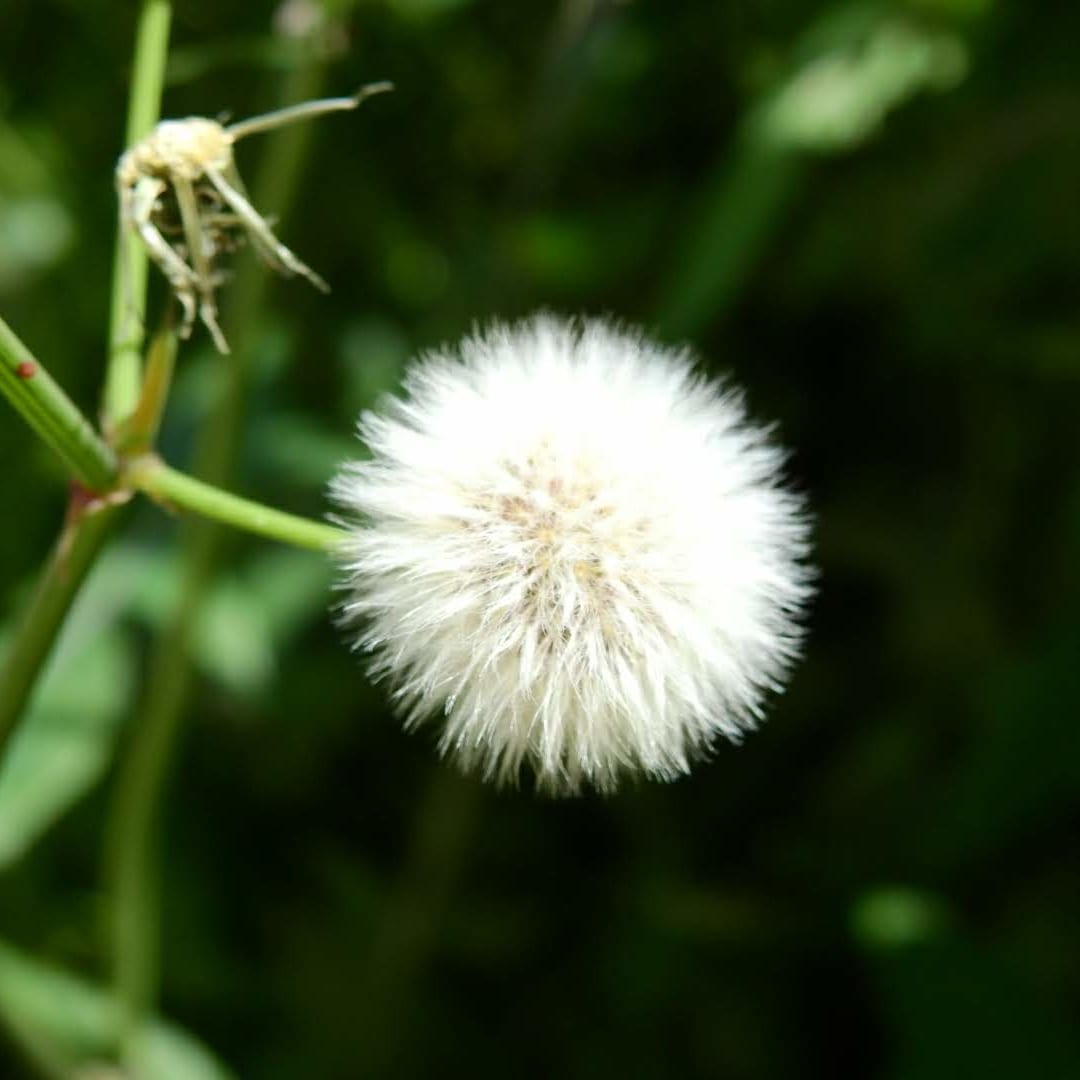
104;0;172;431
0;315;117;491
0;501;124;761
224;82;392;142
0;0;171;764
127;457;343;553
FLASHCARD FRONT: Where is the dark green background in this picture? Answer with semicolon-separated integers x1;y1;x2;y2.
2;0;1079;1077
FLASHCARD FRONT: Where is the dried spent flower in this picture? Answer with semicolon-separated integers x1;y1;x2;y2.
332;316;814;794
116;83;391;353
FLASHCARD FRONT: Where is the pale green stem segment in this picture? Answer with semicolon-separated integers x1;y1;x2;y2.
0;314;117;491
127;457;344;553
105;576;193;1071
0;502;124;762
656;142;803;339
0;983;71;1080
105;50;338;1066
104;0;172;431
114;324;177;456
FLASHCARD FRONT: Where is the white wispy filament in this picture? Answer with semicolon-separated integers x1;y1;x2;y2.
332;316;813;794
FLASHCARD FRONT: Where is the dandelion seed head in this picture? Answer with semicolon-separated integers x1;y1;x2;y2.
332;316;813;794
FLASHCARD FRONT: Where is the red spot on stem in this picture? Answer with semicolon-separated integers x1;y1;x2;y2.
15;361;37;379
69;480;96;513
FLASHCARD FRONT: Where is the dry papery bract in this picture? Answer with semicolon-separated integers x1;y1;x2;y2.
116;83;391;353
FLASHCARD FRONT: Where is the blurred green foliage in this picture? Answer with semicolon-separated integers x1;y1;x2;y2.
1;0;1079;1076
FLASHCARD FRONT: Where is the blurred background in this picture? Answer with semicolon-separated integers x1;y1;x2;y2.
2;0;1080;1076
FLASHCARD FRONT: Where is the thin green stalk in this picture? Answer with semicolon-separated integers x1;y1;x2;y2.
351;771;479;1074
0;501;124;761
0;315;117;490
0;14;174;1048
127;457;344;553
0;1006;70;1080
104;551;201;1069
105;40;338;1065
509;0;608;203
655;141;803;339
0;2;168;768
114;323;178;456
104;0;172;431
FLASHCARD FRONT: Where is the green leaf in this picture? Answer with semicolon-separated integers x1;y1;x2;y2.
0;624;134;869
193;549;336;697
0;197;74;290
326;0;474;22
0;533;326;865
864;939;1080;1080
194;575;277;698
91;543;330;701
0;940;234;1079
243;546;335;647
250;412;358;488
755;12;968;153
339;318;410;417
929;628;1080;869
851;887;952;948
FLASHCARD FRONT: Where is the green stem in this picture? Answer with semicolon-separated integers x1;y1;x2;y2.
104;564;197;1068
0;0;169;766
127;457;343;553
351;771;479;1074
655;141;803;339
114;323;178;456
0;1004;70;1080
104;42;339;1063
0;501;123;762
4;0;179;767
104;0;172;431
0;315;117;490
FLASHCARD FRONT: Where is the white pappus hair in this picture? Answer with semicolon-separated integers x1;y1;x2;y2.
331;315;814;795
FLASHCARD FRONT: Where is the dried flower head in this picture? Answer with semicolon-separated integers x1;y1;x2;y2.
332;316;813;794
116;84;390;353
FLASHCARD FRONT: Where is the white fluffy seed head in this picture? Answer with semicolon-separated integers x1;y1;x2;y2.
331;316;813;795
